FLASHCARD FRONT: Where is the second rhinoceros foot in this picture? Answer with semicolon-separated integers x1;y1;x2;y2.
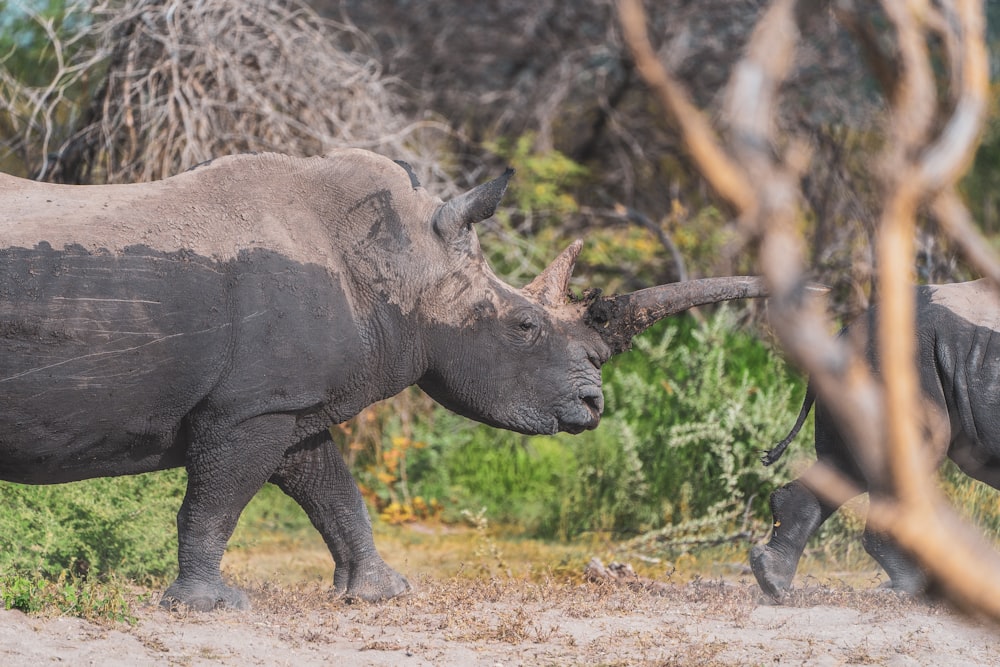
749;544;796;602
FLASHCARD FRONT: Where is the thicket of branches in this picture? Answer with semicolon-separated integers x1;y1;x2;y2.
0;0;450;187
6;0;997;316
329;0;999;317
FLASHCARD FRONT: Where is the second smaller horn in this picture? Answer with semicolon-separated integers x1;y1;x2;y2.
524;240;584;305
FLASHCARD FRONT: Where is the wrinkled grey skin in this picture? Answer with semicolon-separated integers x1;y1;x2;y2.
1;149;767;611
751;280;1000;600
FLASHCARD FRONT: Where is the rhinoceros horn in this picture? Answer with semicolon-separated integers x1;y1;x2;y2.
433;168;515;240
524;239;583;305
586;276;770;353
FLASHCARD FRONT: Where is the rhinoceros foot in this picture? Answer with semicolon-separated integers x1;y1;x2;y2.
861;529;929;596
160;579;251;612
338;559;412;603
749;544;795;602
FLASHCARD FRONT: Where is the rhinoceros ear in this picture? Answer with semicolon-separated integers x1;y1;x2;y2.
524;240;583;305
433;168;514;242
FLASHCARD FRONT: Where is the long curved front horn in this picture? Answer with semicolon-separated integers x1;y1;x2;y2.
585;276;770;353
432;168;514;241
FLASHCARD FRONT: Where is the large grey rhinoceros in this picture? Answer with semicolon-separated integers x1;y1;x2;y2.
1;148;766;611
751;279;1000;599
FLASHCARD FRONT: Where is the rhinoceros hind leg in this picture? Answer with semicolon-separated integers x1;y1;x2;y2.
272;430;411;603
749;544;794;601
862;526;928;594
751;478;836;600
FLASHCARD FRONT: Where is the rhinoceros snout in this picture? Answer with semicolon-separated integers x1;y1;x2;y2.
560;386;603;434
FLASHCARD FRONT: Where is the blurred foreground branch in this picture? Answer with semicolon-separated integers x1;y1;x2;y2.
620;0;1000;620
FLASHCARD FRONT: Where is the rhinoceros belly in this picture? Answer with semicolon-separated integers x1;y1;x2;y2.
0;244;232;483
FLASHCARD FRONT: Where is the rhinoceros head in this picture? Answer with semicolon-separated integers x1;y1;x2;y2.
403;163;767;435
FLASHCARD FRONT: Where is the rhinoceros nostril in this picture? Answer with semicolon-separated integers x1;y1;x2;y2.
579;388;603;420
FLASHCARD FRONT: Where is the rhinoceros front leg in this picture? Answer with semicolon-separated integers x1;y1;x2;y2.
270;430;411;601
750;476;838;600
162;413;296;612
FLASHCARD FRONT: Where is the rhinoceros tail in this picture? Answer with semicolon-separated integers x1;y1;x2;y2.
761;383;816;466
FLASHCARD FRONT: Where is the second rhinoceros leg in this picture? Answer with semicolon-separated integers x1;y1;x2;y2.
750;475;838;600
163;413;297;611
861;522;928;594
270;429;411;601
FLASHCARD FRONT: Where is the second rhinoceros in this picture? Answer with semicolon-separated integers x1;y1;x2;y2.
1;148;766;610
752;279;1000;599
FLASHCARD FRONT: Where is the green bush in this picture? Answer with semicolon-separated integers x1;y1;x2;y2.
0;470;184;584
0;571;139;622
387;309;805;542
603;310;803;525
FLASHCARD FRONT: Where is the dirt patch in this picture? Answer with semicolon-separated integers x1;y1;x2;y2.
1;576;994;666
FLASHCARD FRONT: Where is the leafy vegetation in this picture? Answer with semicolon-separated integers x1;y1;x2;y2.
0;471;184;583
0;571;140;622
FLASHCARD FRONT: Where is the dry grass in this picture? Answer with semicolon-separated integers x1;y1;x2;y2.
9;527;991;666
226;568;976;666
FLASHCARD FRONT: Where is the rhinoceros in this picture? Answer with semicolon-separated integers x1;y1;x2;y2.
0;148;766;610
751;279;1000;599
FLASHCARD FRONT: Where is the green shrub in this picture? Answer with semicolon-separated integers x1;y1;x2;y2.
0;571;139;623
938;460;1000;543
374;309;805;543
0;470;184;584
604;309;803;526
405;418;575;532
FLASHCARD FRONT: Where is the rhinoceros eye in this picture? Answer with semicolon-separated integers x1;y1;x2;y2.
507;309;543;346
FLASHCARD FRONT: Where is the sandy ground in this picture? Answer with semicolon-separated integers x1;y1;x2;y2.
1;574;995;666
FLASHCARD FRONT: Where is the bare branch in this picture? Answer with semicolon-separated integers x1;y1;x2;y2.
619;0;1000;621
932;189;1000;285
